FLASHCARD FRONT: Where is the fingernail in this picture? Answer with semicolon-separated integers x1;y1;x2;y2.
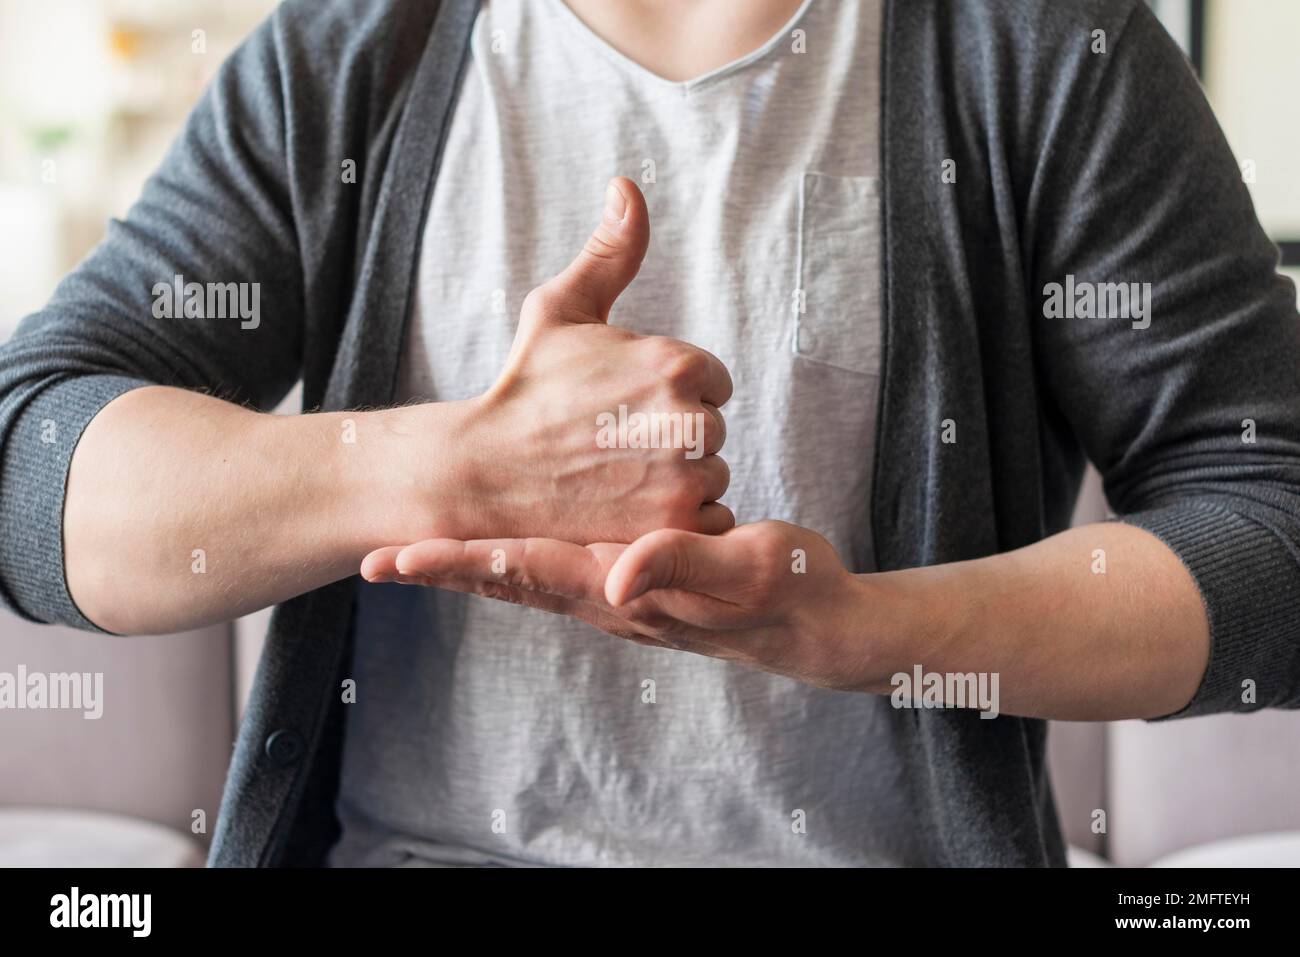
603;181;626;226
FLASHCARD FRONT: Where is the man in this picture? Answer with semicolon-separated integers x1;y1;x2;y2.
1;0;1297;866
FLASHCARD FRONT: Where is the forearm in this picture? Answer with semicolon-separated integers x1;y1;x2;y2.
64;386;468;635
864;521;1211;721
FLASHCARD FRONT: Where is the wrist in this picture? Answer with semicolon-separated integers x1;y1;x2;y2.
839;563;972;694
330;400;483;554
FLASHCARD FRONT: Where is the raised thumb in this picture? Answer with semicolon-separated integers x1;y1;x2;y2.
545;176;650;323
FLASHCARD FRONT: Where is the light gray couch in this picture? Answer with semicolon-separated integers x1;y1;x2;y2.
0;619;232;865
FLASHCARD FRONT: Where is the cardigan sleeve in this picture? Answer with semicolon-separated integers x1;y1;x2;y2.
0;10;304;631
1029;1;1300;717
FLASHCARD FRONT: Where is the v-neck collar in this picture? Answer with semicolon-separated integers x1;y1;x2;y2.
546;0;817;95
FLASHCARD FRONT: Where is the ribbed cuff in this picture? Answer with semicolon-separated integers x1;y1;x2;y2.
0;373;152;632
1120;502;1300;720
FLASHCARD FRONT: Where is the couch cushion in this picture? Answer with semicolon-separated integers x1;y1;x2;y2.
1151;831;1300;867
0;807;205;867
1109;712;1300;866
0;617;233;841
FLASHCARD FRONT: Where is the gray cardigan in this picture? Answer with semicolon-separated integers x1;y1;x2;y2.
2;0;1298;867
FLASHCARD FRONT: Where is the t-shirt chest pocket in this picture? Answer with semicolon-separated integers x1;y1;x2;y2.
792;172;882;376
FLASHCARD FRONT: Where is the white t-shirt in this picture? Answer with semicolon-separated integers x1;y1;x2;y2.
333;0;887;867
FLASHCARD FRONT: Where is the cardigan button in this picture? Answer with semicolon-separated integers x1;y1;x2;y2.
265;729;305;767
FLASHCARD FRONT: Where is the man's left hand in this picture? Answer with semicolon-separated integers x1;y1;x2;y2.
361;521;899;691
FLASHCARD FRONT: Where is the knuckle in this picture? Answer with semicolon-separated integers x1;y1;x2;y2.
641;336;675;367
713;455;731;490
716;366;735;403
522;284;559;317
707;409;727;450
663;349;705;385
644;338;699;384
696;461;728;502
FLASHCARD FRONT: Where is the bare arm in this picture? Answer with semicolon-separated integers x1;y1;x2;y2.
63;386;469;635
868;521;1210;721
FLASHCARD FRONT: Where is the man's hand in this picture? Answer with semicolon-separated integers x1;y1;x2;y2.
411;177;733;545
362;516;1213;721
60;178;732;635
361;521;894;691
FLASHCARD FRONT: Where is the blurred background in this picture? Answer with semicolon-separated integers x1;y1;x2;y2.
1;0;1298;867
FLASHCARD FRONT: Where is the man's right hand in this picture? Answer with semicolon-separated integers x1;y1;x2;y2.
61;179;732;634
414;177;733;545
